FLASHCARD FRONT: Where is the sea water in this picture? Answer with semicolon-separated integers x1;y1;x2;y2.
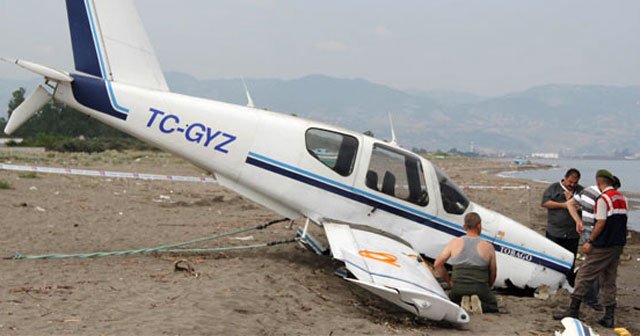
500;158;640;232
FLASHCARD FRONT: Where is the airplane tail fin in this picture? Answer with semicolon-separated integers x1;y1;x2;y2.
4;0;167;134
65;0;169;92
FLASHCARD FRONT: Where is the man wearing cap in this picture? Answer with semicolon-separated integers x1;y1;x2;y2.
553;169;628;328
566;175;622;311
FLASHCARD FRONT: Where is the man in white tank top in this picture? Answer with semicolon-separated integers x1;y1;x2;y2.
435;212;498;313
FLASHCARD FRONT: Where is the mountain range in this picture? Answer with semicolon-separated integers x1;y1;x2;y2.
2;73;638;155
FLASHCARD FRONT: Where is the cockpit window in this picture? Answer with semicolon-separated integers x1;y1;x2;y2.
434;166;469;215
305;128;358;176
365;144;429;206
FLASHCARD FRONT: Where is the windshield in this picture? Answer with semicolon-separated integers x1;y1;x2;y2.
434;166;469;215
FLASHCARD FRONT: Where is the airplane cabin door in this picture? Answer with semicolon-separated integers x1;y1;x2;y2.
353;140;437;241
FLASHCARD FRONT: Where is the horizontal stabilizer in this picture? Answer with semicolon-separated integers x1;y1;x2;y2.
1;58;73;82
322;221;469;323
4;85;52;135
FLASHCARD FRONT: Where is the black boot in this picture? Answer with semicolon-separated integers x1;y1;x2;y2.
553;298;581;320
598;305;615;328
586;301;603;311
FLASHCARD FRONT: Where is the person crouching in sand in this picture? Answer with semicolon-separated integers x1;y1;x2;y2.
435;212;498;313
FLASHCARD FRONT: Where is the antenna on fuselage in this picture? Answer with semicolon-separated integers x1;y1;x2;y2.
388;112;398;146
241;78;255;108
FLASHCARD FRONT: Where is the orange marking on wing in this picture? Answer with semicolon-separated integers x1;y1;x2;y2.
359;250;400;267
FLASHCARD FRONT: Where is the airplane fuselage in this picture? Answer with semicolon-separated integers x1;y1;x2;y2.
53;75;573;289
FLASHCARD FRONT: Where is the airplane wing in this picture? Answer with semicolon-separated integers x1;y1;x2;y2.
321;221;469;324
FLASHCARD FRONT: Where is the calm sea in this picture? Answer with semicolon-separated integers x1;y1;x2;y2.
500;158;640;232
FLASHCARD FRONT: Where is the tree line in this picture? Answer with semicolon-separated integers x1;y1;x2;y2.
1;87;152;152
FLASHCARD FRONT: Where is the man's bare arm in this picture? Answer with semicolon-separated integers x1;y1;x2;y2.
583;219;606;254
589;219;606;242
434;241;453;286
481;242;497;286
566;198;583;233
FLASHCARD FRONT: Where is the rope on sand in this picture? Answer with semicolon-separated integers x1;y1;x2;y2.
8;218;294;260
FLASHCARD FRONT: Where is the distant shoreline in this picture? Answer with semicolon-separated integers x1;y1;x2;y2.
492;159;640;232
494;159;640;202
484;162;555;177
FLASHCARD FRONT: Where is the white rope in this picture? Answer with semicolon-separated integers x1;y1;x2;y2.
0;163;216;183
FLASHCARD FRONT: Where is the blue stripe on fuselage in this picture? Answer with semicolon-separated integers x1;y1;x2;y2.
65;0;129;114
82;0;129;113
245;152;572;274
66;0;102;77
71;74;128;120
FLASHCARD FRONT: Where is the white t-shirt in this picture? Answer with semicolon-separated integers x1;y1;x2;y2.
595;187;615;221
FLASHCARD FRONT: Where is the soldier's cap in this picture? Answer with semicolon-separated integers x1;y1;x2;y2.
612;175;621;189
595;169;614;182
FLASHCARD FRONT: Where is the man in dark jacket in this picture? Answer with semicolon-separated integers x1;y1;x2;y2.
541;168;584;285
541;168;584;255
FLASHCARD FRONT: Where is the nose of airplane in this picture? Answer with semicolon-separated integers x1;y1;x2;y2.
468;202;515;242
468;202;574;289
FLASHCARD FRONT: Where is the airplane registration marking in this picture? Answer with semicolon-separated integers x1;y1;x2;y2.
146;108;237;154
499;246;533;262
359;250;400;268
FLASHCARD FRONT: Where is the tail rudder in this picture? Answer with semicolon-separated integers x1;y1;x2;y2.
65;0;169;92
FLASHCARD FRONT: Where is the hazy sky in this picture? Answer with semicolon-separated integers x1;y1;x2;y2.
1;0;638;95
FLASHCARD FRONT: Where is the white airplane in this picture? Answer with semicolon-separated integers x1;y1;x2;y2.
3;0;574;324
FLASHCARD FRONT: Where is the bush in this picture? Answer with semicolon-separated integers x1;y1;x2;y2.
18;172;38;179
15;133;157;153
18;133;69;148
51;138;106;153
0;179;11;190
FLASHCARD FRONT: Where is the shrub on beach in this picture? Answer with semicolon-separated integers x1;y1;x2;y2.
18;172;38;179
13;134;156;153
0;179;11;190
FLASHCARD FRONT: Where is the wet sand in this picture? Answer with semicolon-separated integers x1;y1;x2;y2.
1;151;638;335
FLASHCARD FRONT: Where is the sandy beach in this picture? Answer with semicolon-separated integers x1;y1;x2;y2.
1;150;638;335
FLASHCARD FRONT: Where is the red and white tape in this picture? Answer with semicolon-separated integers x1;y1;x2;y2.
0;163;216;183
461;185;530;190
1;163;530;189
